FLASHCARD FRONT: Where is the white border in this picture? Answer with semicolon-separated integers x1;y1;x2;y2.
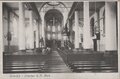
0;0;119;79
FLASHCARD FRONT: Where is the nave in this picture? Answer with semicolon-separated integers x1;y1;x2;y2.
2;2;118;73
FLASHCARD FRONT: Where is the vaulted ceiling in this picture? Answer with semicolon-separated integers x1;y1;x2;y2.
4;2;105;20
35;2;73;12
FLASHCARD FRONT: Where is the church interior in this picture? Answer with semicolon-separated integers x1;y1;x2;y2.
2;1;118;73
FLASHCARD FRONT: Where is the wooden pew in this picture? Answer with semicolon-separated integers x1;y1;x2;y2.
58;49;118;72
3;49;50;73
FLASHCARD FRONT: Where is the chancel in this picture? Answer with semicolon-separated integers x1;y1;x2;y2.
2;1;118;73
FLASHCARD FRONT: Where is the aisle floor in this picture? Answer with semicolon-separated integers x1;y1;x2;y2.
44;50;72;73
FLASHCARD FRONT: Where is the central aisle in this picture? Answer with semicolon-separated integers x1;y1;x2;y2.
44;50;72;73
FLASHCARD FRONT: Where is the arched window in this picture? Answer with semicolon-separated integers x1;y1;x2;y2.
47;25;51;31
52;34;55;39
58;25;61;31
52;26;56;32
47;34;50;40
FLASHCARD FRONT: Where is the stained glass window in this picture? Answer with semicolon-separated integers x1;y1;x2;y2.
47;34;50;40
58;25;61;31
52;34;55;39
48;25;51;31
52;26;56;32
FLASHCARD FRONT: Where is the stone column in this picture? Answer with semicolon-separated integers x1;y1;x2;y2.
105;2;117;51
41;12;45;47
0;3;3;53
69;19;73;43
67;20;70;40
39;22;42;47
38;21;41;48
61;21;64;47
83;1;92;49
36;22;39;48
18;2;25;50
29;10;34;49
74;11;79;48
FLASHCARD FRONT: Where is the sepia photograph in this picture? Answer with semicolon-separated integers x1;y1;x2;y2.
1;0;119;75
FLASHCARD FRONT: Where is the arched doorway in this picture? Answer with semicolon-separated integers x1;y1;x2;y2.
44;9;63;49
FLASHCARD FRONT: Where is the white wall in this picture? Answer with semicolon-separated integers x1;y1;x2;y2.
3;6;19;52
99;6;105;51
89;2;117;52
105;2;117;51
